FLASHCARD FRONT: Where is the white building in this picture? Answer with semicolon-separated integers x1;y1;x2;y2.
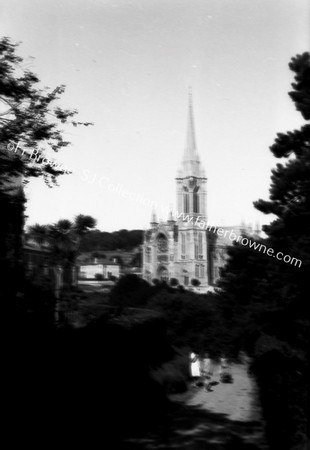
78;256;120;280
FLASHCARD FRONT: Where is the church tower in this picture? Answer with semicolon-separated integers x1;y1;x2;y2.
175;89;208;287
142;90;209;289
176;88;207;220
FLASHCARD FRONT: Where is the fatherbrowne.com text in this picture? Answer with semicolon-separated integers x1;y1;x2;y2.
176;212;302;268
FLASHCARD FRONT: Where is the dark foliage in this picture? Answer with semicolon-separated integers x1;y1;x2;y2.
0;187;25;300
215;52;310;450
80;228;143;251
170;277;179;286
95;273;104;280
109;274;155;309
109;275;226;358
147;289;224;358
0;37;92;188
28;214;96;289
8;304;171;447
0;37;92;298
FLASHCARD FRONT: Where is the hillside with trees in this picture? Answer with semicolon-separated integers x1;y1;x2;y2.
79;228;143;251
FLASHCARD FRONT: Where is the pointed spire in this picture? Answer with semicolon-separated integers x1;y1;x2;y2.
184;86;198;162
150;210;158;227
177;88;205;178
168;209;175;224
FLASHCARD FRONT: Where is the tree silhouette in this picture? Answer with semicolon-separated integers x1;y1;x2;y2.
0;37;93;300
28;214;96;290
216;52;310;450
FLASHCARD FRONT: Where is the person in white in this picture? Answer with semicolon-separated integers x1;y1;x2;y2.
202;353;213;377
190;352;200;378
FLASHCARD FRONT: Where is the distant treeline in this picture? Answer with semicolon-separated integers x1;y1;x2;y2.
80;229;143;251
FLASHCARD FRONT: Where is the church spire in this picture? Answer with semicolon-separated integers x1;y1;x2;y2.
184;87;198;163
150;210;158;228
177;88;205;178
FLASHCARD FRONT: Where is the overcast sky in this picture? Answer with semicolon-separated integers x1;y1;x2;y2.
1;0;309;231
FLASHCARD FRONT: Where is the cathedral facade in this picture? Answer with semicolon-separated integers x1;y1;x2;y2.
142;92;254;290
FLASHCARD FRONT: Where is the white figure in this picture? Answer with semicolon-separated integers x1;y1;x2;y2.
190;352;200;378
220;357;228;369
203;355;212;376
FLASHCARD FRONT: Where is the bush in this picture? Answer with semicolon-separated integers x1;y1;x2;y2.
92;251;106;259
151;352;189;394
95;273;104;280
191;278;201;287
110;274;153;308
170;278;179;287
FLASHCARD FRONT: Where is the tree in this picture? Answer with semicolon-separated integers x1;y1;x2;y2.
0;37;93;187
216;52;310;450
28;214;96;290
0;37;93;300
79;229;143;252
110;274;153;309
169;278;179;287
253;54;309;360
92;251;106;259
147;289;222;356
253;53;309;450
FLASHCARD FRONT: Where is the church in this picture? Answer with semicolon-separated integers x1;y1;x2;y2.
142;91;254;291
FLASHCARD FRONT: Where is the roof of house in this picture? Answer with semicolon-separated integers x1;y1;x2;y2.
78;257;119;266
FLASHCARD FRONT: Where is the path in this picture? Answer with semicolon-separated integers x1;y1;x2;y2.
185;362;262;422
124;362;268;449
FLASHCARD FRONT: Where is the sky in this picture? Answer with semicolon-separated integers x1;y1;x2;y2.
1;0;309;231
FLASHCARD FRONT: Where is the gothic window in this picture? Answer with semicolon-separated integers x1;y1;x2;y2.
146;246;151;263
183;186;189;213
193;186;200;213
198;233;203;256
181;233;186;255
195;264;200;278
157;233;168;252
194;232;198;259
145;230;152;242
200;265;204;277
173;224;178;242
